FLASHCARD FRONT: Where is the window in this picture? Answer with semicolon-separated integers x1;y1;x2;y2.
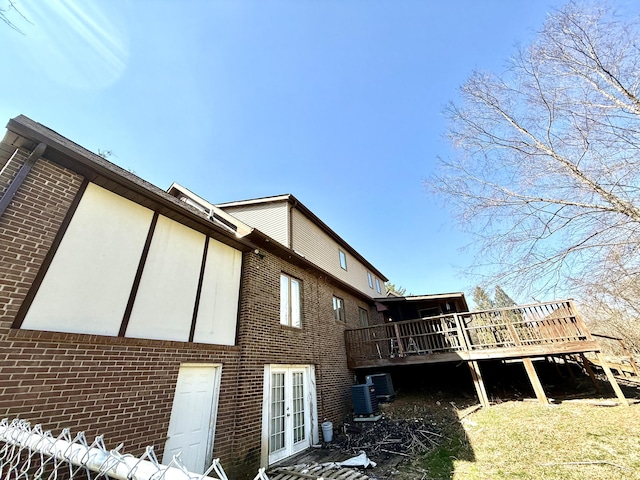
333;296;345;322
358;307;369;328
280;274;301;328
367;272;373;289
375;278;381;294
339;250;347;270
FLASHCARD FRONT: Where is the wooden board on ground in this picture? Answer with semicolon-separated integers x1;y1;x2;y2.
268;463;371;480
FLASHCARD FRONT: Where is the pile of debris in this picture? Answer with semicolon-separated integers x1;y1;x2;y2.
327;415;447;459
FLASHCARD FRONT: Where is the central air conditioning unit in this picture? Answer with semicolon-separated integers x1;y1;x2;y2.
351;384;382;422
365;373;396;402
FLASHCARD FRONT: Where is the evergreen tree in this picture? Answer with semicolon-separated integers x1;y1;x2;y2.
472;286;494;310
493;286;516;308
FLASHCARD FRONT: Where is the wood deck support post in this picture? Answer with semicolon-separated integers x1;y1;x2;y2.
563;355;576;379
522;358;548;405
595;352;628;406
468;361;490;408
580;353;602;393
617;339;640;377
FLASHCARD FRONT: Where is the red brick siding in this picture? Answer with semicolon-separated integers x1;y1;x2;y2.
231;250;384;476
0;155;241;471
0;148;384;479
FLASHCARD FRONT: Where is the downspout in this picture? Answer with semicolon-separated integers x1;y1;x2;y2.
0;142;46;218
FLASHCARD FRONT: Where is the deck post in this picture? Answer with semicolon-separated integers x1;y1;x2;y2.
468;360;490;407
617;338;640;377
595;352;628;406
454;313;471;351
522;358;548;404
393;323;405;357
563;355;576;379
580;353;602;393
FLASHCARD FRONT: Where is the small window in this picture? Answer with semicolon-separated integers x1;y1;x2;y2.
367;272;373;289
333;296;345;322
339;250;347;270
375;278;381;294
358;307;369;328
280;273;302;328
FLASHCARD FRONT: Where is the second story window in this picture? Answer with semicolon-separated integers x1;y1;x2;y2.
367;272;373;289
375;278;381;294
339;250;347;270
280;273;302;328
333;296;345;322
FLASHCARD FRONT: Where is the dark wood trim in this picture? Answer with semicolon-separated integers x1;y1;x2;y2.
0;143;46;218
234;251;247;345
189;236;210;342
12;178;89;329
118;212;159;337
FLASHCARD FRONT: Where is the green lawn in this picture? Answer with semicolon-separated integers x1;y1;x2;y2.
403;401;640;480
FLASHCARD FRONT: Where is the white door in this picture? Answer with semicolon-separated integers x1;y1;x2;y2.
267;366;314;464
163;364;221;473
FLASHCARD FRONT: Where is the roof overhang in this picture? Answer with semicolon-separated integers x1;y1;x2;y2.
375;292;470;312
5;115;257;252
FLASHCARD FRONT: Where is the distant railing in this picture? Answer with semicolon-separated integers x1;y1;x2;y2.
345;300;593;367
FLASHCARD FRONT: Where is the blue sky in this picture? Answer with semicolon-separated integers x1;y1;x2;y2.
1;0;567;299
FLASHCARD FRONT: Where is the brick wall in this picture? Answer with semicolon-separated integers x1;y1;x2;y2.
231;249;384;477
0;146;385;479
0;152;242;471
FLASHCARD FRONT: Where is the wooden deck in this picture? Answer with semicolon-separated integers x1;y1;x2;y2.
345;300;628;406
346;300;597;368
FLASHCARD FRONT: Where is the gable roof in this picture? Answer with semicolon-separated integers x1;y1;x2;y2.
217;194;388;282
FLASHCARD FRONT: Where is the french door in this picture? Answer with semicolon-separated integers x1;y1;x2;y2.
265;365;316;465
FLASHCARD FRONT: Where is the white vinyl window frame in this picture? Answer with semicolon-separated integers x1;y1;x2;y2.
367;272;373;289
339;250;347;270
280;273;302;328
375;278;382;294
332;296;345;322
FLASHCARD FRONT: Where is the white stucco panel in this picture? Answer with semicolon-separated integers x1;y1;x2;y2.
125;215;205;342
192;238;242;345
22;183;154;335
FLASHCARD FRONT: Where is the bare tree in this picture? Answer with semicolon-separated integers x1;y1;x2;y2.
431;2;640;301
0;0;31;34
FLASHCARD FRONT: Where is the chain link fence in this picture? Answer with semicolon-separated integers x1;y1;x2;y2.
0;418;234;480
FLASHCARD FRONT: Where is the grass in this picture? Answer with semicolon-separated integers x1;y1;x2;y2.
404;400;640;480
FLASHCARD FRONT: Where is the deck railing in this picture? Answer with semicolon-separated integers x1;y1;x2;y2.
345;300;594;367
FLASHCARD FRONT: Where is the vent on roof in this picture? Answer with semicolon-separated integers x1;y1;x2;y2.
177;195;238;232
210;212;237;232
